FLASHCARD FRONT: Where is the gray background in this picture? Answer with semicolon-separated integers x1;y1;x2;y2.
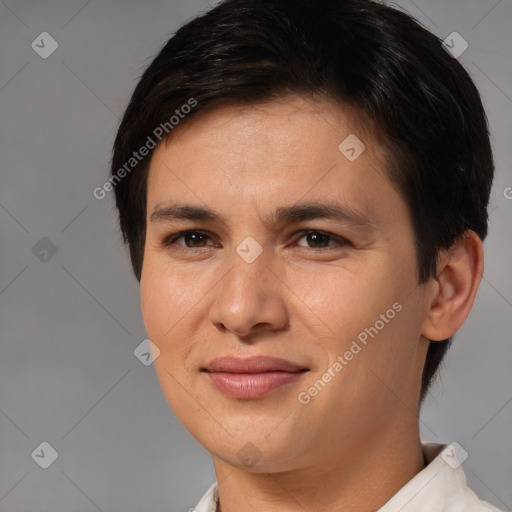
0;0;511;511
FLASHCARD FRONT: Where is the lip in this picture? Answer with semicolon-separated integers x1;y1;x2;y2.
201;356;309;399
202;356;308;373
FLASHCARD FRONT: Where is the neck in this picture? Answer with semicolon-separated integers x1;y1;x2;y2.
213;419;425;512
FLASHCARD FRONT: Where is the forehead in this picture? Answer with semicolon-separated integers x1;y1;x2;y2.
151;95;378;163
145;95;401;224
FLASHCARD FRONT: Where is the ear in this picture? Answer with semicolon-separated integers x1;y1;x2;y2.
421;230;484;342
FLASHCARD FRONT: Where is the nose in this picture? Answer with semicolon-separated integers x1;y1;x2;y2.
208;244;289;340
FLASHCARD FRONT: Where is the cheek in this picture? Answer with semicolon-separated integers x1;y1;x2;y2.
139;261;206;419
294;259;421;394
291;263;399;343
140;260;204;351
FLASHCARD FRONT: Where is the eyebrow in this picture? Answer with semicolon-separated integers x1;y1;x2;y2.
150;201;376;230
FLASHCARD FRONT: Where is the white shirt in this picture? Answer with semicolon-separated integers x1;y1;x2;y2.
192;442;503;512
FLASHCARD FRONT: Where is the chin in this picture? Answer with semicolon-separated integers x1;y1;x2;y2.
194;423;307;473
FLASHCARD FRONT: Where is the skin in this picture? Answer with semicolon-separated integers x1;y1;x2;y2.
140;95;483;512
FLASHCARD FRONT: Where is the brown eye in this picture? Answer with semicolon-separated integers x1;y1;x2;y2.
295;230;348;249
304;232;331;248
164;231;212;248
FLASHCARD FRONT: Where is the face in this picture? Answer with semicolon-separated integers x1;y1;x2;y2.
140;95;431;473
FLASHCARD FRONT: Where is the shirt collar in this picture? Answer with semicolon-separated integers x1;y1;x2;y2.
378;442;463;511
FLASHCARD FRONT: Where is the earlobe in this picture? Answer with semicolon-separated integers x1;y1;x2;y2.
421;230;484;342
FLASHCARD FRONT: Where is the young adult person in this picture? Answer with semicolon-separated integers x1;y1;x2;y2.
110;1;501;510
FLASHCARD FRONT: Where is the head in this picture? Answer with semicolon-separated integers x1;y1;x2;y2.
110;0;493;470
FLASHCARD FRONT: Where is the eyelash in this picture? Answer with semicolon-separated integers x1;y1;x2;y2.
161;230;351;251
